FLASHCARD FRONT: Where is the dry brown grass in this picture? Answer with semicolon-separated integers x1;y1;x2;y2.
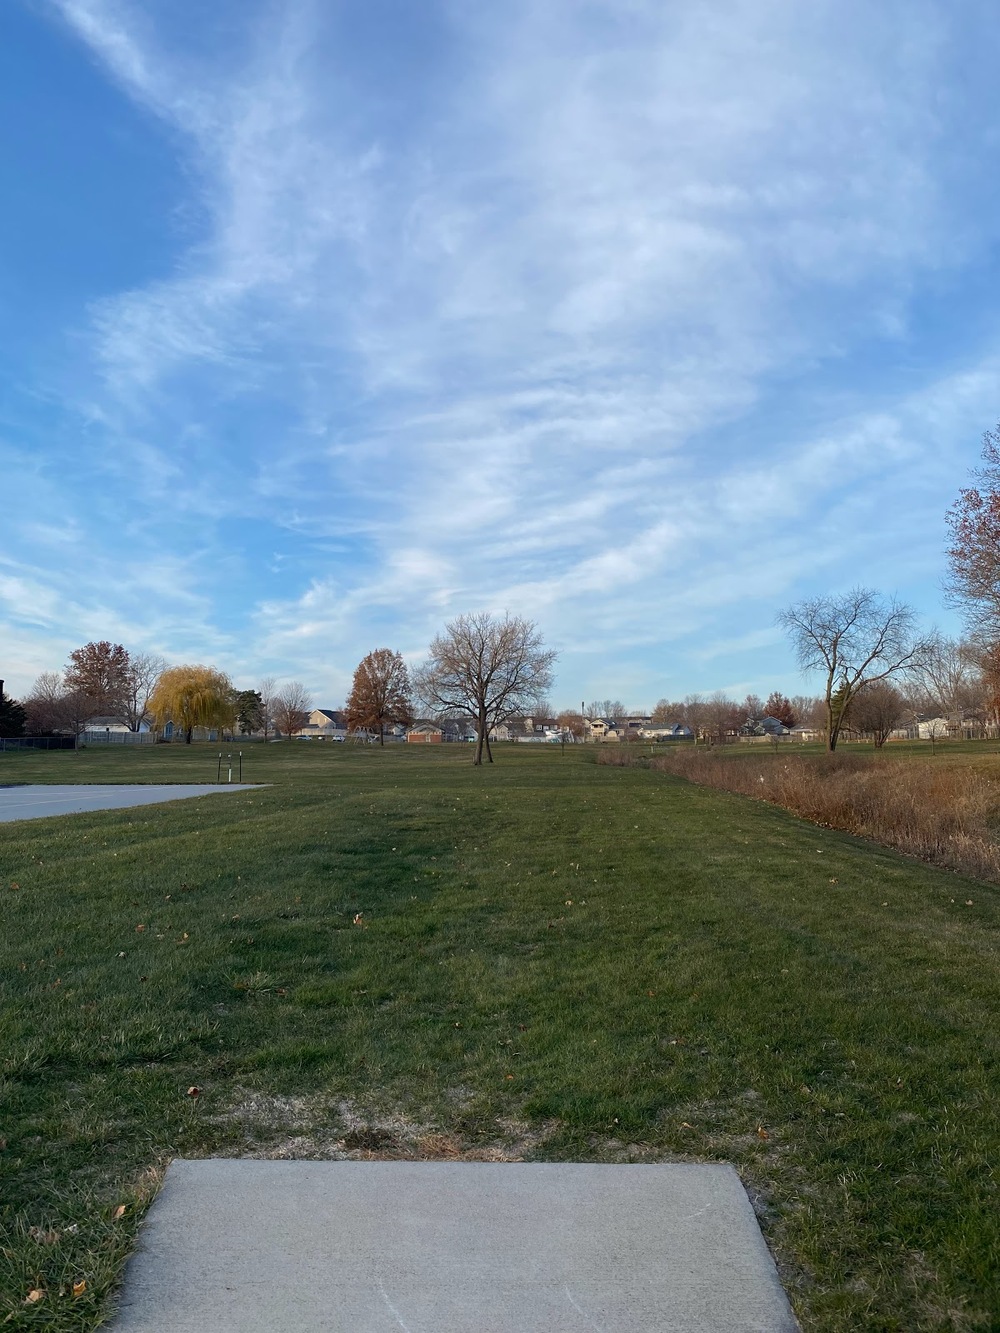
599;747;1000;883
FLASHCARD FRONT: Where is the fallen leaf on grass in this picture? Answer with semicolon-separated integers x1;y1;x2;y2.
113;1204;127;1220
186;1086;201;1098
28;1227;59;1245
23;1290;44;1305
757;1125;769;1140
72;1281;87;1298
680;1122;694;1129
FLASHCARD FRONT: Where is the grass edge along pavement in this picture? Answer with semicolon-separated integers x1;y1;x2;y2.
0;742;997;1330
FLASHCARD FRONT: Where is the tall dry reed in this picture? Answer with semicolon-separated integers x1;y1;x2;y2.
598;747;1000;883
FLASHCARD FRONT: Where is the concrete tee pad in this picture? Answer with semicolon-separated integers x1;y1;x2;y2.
110;1160;798;1332
0;784;263;823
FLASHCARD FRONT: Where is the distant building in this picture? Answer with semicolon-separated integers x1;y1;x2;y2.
298;709;348;740
407;723;443;744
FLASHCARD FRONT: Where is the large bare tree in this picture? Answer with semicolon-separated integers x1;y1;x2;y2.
258;676;278;742
345;649;413;745
22;672;91;736
273;681;312;738
702;692;742;744
777;588;928;751
122;652;165;732
415;612;556;765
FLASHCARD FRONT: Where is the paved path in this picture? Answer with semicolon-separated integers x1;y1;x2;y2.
109;1160;798;1332
0;784;263;823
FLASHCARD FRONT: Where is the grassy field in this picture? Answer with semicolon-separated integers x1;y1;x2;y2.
0;742;997;1330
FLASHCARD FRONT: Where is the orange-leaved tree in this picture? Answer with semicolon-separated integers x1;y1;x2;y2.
345;649;413;745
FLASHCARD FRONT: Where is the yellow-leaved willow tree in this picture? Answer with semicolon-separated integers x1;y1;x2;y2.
149;665;234;744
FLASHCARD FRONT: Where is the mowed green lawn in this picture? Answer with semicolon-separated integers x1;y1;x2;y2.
1;743;997;1331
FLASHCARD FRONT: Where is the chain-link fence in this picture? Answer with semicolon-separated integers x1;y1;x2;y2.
0;736;77;751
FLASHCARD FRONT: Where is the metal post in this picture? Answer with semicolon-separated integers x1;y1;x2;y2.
239;751;243;783
227;753;232;783
217;752;222;784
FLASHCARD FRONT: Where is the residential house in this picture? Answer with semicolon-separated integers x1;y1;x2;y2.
297;708;348;741
407;722;443;743
588;717;620;741
788;723;822;741
439;719;477;743
760;716;790;736
639;722;693;741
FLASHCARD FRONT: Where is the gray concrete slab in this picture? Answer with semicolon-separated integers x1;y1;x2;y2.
109;1160;798;1332
0;784;263;823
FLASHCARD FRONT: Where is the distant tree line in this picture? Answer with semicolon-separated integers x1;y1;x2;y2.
10;519;1000;760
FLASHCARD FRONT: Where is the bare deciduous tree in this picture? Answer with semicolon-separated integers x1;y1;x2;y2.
23;672;70;735
273;681;312;739
586;699;626;720
777;588;928;751
345;649;413;745
908;635;985;723
681;693;707;739
258;676;278;741
122;651;165;732
790;695;825;730
847;681;907;748
742;694;764;726
702;692;742;744
651;698;680;724
415;612;556;766
22;672;91;736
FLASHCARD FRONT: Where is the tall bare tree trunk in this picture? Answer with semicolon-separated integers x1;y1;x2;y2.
474;711;487;765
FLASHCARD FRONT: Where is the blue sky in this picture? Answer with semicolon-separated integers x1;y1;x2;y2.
2;0;999;709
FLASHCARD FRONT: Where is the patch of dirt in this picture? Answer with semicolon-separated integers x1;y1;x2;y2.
210;1091;560;1163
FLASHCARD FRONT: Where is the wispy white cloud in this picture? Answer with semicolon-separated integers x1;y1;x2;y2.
2;0;997;702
